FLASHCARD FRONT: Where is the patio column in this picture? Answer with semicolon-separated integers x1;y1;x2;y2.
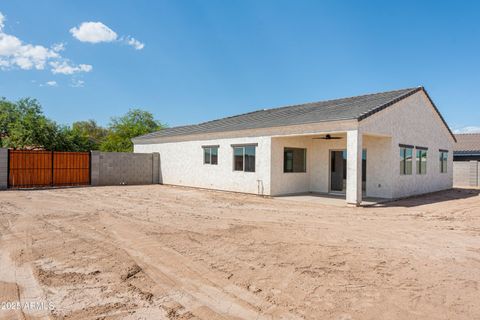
346;130;362;206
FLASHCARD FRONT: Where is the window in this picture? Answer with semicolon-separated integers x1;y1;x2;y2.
203;146;218;165
233;145;256;172
284;147;306;173
400;145;413;175
416;148;427;175
439;150;448;173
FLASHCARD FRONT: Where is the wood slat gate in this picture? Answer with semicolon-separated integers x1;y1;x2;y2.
8;150;90;188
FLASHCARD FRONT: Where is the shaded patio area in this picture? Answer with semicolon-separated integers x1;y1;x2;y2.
275;192;389;207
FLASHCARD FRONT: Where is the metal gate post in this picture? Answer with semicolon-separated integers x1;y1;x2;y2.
51;150;54;187
89;151;92;185
7;149;10;188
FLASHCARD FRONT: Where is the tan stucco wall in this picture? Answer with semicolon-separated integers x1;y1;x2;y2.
270;134;393;198
134;136;272;195
270;136;312;196
360;91;454;198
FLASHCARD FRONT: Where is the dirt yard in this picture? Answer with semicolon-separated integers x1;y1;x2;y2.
0;186;479;320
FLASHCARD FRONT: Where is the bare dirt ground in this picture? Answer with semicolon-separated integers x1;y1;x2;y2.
0;185;479;320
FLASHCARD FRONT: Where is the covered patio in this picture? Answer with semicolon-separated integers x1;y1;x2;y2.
270;130;393;205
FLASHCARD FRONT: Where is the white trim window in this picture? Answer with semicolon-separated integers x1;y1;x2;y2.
416;147;427;175
439;150;448;173
203;146;218;165
232;144;256;172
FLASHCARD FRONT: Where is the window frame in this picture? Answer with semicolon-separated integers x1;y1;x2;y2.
232;144;257;172
439;149;448;173
399;144;413;175
416;147;428;175
283;147;307;173
202;145;219;165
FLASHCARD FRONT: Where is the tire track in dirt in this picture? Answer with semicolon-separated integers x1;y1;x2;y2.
96;211;302;320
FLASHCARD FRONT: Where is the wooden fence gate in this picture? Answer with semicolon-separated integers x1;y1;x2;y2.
8;150;90;188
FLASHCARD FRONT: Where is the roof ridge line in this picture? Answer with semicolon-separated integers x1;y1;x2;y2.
357;87;422;120
194;87;420;127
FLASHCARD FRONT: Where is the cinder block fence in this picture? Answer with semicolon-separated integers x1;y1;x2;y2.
90;151;160;186
453;161;479;187
0;148;160;189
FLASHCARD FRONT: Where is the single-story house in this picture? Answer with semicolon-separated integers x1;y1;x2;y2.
133;87;455;205
452;133;480;187
453;133;480;161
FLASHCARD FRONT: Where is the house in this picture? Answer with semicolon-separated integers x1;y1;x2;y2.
133;87;455;205
453;133;480;161
453;133;480;187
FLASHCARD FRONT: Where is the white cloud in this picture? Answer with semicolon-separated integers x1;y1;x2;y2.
70;79;85;88
0;12;5;31
71;21;144;50
0;11;91;74
50;61;92;75
51;42;66;52
40;80;58;87
0;33;59;70
124;36;144;50
70;22;117;43
454;126;480;134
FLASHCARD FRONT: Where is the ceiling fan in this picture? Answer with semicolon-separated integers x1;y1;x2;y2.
313;134;343;140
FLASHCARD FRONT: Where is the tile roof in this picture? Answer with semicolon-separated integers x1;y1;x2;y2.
454;133;480;154
133;87;455;142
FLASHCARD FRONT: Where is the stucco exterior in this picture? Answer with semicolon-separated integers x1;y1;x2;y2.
135;136;272;195
134;90;454;203
359;91;454;198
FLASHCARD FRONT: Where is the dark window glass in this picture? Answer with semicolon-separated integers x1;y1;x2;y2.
233;145;256;172
203;147;218;165
234;147;244;171
400;148;405;174
405;148;413;175
400;147;413;175
416;149;427;175
244;146;256;172
211;147;218;165
283;148;306;173
440;151;448;173
204;147;211;164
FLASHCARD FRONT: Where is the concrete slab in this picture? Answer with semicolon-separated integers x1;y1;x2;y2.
275;192;389;207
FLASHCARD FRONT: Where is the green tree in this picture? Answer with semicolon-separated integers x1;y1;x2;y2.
100;109;164;152
71;120;108;150
0;98;20;146
4;98;59;150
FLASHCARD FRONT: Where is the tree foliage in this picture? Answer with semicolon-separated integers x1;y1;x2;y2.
100;109;165;152
0;98;164;152
1;98;59;150
71;120;108;150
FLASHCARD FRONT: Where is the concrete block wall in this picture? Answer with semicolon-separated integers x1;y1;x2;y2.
453;161;479;187
471;161;479;187
0;148;7;190
91;151;160;186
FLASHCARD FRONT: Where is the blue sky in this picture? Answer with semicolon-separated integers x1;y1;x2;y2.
0;1;479;132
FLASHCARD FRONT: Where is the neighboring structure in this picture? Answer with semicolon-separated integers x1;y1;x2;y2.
453;133;480;187
133;87;455;205
453;133;480;161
